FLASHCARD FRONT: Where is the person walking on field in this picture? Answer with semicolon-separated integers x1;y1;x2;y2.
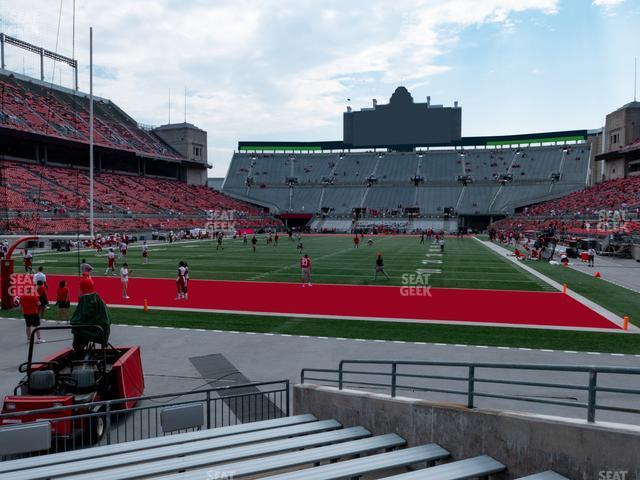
300;254;312;287
20;286;43;343
374;253;390;280
142;241;149;264
56;280;71;322
587;247;596;267
120;263;130;299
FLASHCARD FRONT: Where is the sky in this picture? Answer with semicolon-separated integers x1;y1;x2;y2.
0;0;639;177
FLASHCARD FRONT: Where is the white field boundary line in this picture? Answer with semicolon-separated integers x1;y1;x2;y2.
1;316;637;358
474;237;638;333
29;302;630;334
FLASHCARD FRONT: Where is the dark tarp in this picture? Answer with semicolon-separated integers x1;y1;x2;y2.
70;293;111;347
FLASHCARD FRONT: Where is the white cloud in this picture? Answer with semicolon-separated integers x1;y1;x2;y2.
0;0;561;176
592;0;624;5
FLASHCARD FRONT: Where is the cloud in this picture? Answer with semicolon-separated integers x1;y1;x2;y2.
592;0;624;5
0;0;561;175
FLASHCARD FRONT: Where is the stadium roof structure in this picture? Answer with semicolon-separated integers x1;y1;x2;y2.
237;129;589;153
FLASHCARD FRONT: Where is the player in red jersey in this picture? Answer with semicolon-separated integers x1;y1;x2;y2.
20;286;43;343
353;235;360;248
23;250;33;273
176;261;187;300
300;254;312;287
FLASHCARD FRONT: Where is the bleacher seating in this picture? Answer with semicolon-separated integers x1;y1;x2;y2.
223;145;590;216
0;160;281;234
490;176;640;236
0;74;182;160
0;413;567;480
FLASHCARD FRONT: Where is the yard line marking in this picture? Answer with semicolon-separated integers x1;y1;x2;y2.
455;344;468;347
497;346;510;350
610;353;624;356
475;345;489;349
586;352;601;355
563;350;578;354
519;348;532;351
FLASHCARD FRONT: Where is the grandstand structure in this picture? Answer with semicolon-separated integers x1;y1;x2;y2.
0;40;281;235
223;87;594;232
490;101;640;240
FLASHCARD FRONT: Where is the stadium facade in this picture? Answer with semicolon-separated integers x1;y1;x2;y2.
224;87;598;231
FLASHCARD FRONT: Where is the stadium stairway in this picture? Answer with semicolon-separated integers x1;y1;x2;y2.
0;414;567;480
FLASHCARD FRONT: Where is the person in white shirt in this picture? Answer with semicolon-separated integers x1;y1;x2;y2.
587;247;596;267
176;261;187;300
106;248;116;276
142;241;149;264
33;266;47;287
80;259;93;275
120;263;130;299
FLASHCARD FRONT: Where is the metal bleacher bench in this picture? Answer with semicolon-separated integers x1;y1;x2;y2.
61;434;405;480
380;455;507;480
6;420;365;480
0;413;567;480
258;444;451;480
517;472;569;480
0;414;318;475
153;441;439;480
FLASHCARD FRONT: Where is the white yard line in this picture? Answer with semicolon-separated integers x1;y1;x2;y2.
475;237;638;333
0;316;633;357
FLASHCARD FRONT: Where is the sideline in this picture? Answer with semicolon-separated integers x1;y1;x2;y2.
474;237;638;333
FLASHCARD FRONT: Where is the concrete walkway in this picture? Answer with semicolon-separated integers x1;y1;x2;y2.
570;254;640;294
1;317;640;425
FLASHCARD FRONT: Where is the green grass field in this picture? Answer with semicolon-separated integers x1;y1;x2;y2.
34;236;551;291
4;235;638;354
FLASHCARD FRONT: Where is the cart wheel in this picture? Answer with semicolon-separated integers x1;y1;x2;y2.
87;408;106;445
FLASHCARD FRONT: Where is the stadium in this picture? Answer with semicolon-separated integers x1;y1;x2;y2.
0;2;639;479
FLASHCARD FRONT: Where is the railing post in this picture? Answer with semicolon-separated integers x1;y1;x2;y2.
206;391;211;429
286;380;291;416
587;370;597;422
338;362;344;390
105;402;112;445
391;363;397;397
467;366;475;408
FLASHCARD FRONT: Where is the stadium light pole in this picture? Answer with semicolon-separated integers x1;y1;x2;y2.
89;27;95;239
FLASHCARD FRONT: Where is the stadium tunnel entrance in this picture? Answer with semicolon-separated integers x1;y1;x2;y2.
459;214;506;233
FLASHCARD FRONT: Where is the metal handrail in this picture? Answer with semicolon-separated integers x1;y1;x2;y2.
301;360;640;423
0;380;289;419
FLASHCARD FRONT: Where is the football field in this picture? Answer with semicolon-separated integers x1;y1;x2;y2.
3;234;639;353
35;235;552;291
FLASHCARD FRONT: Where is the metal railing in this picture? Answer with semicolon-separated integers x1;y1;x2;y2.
0;380;289;460
301;360;640;423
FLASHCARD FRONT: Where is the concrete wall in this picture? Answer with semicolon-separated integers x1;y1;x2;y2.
294;384;640;480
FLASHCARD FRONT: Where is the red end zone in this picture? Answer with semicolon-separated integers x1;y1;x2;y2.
45;275;621;331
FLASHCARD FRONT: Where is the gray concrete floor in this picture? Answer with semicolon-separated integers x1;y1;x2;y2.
571;254;640;293
1;317;640;426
